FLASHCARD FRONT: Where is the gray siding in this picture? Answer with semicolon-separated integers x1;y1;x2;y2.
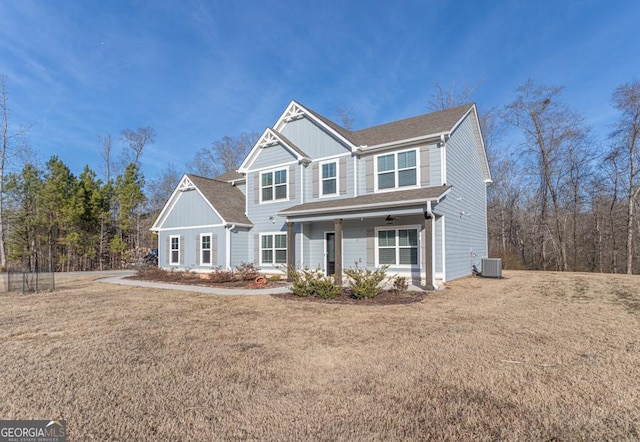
158;226;227;271
435;114;488;281
161;190;222;228
230;227;250;267
250;143;298;170
304;154;353;203
280;116;351;159
430;144;442;185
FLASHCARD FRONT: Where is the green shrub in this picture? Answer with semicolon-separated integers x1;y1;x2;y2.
344;263;389;299
392;276;409;293
291;268;341;299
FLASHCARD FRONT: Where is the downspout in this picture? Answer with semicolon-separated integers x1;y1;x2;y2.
426;201;435;290
440;134;448;185
226;224;235;270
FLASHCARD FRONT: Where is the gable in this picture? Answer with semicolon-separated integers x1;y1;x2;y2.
449;106;491;182
250;142;299;169
279;116;352;159
158;188;222;229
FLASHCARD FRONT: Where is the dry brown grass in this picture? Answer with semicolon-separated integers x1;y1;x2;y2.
1;270;639;440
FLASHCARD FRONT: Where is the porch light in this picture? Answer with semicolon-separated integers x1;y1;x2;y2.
385;215;396;225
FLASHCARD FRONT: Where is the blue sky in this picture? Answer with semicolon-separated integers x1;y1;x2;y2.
1;0;638;180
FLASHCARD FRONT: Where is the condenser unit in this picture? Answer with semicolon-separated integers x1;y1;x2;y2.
481;258;502;278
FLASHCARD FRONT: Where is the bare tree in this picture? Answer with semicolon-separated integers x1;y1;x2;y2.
121;126;156;166
98;132;113;182
503;80;590;271
189;132;259;178
336;107;355;130
0;75;30;269
428;81;480;111
610;80;640;274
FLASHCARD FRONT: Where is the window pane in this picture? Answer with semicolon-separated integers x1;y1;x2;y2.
262;250;273;264
322;179;336;195
262;187;273;201
262;235;272;249
378;230;395;247
399;229;418;246
275;169;287;185
274;234;287;249
202;250;211;264
202;236;210;249
398;150;416;169
377;154;394;172
322;162;336;179
399;248;418;265
171;250;179;263
378;172;395;189
261;172;273;186
275;250;287;263
171;237;179;249
275;184;287;199
379;248;396;265
398;168;416;187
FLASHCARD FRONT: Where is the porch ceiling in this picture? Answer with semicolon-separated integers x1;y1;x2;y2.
278;185;451;220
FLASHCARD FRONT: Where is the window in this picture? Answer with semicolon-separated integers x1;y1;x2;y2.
321;161;337;196
376;149;417;190
201;234;211;265
261;233;287;265
377;228;418;266
170;236;180;265
261;169;287;202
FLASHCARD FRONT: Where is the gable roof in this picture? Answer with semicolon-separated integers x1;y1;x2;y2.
351;104;472;147
186;174;252;226
238;127;311;172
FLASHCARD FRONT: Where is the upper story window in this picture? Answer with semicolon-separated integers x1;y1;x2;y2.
321;161;338;196
261;168;287;202
376;149;417;190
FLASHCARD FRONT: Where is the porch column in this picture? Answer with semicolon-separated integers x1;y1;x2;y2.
334;219;343;285
424;216;434;290
287;221;295;282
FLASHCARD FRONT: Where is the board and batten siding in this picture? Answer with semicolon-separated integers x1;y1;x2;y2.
249;143;299;170
435;113;488;281
160;189;222;228
279;116;351;159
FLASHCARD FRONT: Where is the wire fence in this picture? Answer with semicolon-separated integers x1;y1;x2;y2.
4;268;55;293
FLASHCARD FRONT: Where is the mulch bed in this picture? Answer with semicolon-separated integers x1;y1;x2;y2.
272;289;428;305
130;270;428;305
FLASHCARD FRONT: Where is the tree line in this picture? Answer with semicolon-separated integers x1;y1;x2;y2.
1;72;639;274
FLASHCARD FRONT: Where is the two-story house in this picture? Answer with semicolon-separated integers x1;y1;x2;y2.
151;100;491;289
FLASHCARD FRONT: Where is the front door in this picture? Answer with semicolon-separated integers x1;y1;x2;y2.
326;232;335;275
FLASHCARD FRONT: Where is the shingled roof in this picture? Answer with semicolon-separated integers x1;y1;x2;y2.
187;174;252;225
279;185;451;217
295;102;473;147
215;170;244;182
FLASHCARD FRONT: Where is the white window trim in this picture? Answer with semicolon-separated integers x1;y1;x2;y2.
260;167;289;204
259;232;287;266
200;233;212;266
319;160;339;198
374;224;421;268
169;235;180;265
373;148;420;192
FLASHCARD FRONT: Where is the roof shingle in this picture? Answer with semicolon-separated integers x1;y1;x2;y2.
187;174;252;225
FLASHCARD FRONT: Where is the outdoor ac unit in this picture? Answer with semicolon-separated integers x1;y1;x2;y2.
482;258;502;278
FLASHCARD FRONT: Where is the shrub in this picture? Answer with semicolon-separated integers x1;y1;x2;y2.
268;274;281;282
209;266;234;283
291;268;341;299
344;263;389;299
235;262;261;281
392;276;409;293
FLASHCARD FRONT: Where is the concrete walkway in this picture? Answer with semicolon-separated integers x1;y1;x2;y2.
96;272;292;295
